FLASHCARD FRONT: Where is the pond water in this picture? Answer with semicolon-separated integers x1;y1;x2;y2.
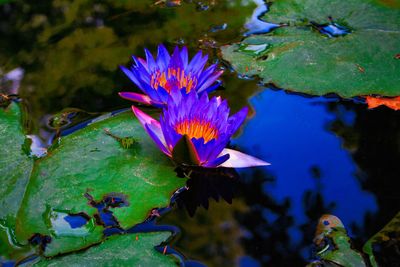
0;0;399;266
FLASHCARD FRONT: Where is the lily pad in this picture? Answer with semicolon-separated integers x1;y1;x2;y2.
309;214;366;267
0;220;35;264
35;232;177;266
221;0;400;97
15;111;185;256
363;212;400;267
0;102;33;226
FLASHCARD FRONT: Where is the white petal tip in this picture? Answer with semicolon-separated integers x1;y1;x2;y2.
218;148;270;168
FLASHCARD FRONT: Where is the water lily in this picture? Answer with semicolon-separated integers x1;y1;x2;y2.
119;45;223;107
132;88;269;168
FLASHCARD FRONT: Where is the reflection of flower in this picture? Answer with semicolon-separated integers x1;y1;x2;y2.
119;45;223;107
132;89;269;168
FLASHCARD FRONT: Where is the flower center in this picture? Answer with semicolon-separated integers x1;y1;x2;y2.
150;67;198;93
174;119;219;143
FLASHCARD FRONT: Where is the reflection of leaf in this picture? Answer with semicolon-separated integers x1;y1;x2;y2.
0;103;33;227
14;111;186;256
162;199;248;267
0;0;256;126
366;96;400;111
35;232;177;266
221;0;400;97
363;212;400;267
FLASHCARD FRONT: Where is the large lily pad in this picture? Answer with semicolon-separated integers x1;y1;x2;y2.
35;232;177;266
15;111;185;256
221;0;400;97
0;102;33;226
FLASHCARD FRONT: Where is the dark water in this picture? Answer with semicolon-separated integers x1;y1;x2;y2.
161;88;399;266
1;1;399;266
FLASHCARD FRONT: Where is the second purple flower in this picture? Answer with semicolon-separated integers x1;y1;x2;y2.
120;45;223;107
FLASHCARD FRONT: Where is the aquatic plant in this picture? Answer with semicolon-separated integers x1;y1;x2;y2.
119;45;223;107
132;88;269;168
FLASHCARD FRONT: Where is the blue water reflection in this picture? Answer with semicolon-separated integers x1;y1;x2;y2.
244;0;278;36
234;89;377;243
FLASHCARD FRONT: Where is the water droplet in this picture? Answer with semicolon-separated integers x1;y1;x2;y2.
48;210;95;237
238;43;270;56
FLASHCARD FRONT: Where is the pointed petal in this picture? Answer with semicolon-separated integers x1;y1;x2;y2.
180;46;189;68
198;63;217;84
157;44;171;71
120;65;144;90
145;124;170;156
132;56;149;72
191;54;208;75
203;80;222;93
131;106;170;155
132;105;159;129
227;106;248;134
187;51;203;72
145;49;157;72
169;46;183;69
203;153;230;168
218;148;270;168
119;92;152;105
197;70;224;93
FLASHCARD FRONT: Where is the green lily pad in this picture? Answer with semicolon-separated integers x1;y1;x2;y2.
34;232;177;266
0;220;35;264
0;102;33;226
15;111;185;256
363;212;400;267
309;214;366;267
221;0;400;97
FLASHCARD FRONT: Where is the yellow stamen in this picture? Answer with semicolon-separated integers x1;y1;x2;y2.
175;119;219;143
150;67;198;93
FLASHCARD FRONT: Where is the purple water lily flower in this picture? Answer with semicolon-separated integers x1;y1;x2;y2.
132;88;269;168
119;44;223;107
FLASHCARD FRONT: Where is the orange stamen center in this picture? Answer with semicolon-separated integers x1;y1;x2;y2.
175;119;219;143
150;67;198;93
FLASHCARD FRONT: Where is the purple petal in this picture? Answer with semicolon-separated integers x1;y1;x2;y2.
132;56;149;72
132;106;158;129
187;51;203;72
169;46;183;69
155;86;171;104
120;65;144;90
191;54;208;75
145;124;170;156
145;48;157;72
198;63;217;84
227;106;248;135
157;44;171;71
203;80;222;93
119;92;152;105
197;70;224;93
203;153;230;168
132;106;170;156
218;148;270;168
191;137;213;163
180;46;189;68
